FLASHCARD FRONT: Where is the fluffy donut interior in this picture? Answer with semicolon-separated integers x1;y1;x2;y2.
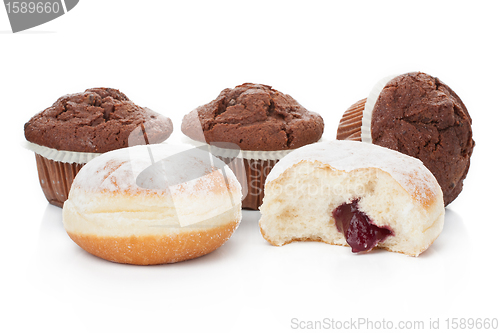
259;161;444;256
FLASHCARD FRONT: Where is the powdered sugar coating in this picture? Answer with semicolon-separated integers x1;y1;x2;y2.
266;140;442;205
72;143;241;199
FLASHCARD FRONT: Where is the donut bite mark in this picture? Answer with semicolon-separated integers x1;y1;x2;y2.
259;140;445;257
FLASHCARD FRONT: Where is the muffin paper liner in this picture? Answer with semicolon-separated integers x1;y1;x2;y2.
217;157;277;210
180;136;296;161
336;98;366;141
22;141;101;164
360;74;398;143
21;141;99;207
34;154;85;208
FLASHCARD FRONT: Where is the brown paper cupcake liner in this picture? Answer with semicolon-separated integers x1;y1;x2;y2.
34;154;85;208
218;156;278;210
336;98;366;141
23;141;101;207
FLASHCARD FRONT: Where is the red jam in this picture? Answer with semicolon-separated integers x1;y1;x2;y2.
333;199;393;253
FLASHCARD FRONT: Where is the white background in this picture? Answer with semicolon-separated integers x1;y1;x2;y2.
1;1;499;332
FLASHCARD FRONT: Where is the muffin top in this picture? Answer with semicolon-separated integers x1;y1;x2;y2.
24;88;173;153
181;83;324;151
371;72;474;206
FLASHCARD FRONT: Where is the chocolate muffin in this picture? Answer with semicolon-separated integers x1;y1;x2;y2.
182;83;324;209
25;87;173;207
182;83;323;150
337;72;474;206
25;88;172;153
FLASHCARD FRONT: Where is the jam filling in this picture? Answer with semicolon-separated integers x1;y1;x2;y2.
333;199;393;253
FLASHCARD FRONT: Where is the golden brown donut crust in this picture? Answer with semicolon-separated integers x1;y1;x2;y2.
67;220;239;265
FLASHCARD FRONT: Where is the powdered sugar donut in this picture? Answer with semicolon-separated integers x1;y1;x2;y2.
259;140;444;256
63;144;242;265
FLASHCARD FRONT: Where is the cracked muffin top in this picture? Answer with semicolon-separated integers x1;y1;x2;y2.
24;88;173;153
181;83;324;151
371;72;474;206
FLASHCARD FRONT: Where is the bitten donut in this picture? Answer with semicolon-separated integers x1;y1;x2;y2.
259;140;445;256
63;144;242;265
